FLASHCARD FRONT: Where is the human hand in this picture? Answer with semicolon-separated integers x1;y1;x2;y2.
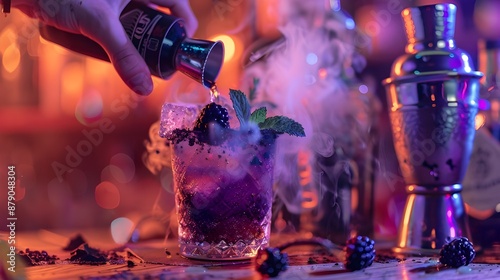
13;0;198;95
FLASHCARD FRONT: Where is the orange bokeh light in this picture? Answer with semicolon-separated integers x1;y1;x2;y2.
60;61;85;115
95;181;121;209
2;43;21;73
209;34;236;63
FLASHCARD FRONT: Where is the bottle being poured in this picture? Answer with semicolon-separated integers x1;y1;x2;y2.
39;2;225;90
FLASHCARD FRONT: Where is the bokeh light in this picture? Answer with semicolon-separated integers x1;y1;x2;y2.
318;68;328;79
75;89;104;125
111;217;135;245
2;43;21;73
345;17;356;30
209;34;235;63
306;52;318;65
61;61;85;95
475;113;486;130
358;84;369;94
61;61;85;116
95;181;120;209
0;27;15;51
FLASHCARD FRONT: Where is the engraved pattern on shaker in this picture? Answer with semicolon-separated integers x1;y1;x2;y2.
120;9;142;38
120;9;162;58
390;105;477;184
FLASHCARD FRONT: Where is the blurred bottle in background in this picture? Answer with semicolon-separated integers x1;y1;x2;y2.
461;0;500;251
477;39;500;141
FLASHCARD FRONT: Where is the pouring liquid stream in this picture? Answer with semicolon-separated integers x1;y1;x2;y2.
210;84;220;103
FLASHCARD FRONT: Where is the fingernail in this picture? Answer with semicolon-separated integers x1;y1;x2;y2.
130;73;153;95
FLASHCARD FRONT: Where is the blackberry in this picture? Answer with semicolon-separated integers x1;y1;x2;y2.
69;244;107;265
259;129;278;146
63;234;87;251
193;102;230;145
344;236;376;271
194;102;230;132
439;237;475;267
255;247;289;278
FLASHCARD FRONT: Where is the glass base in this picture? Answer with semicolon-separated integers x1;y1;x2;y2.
179;238;268;260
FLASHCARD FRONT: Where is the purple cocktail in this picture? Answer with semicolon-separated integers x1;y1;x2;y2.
171;130;275;259
160;90;304;260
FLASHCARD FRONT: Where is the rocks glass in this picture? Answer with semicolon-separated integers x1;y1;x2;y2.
160;104;275;260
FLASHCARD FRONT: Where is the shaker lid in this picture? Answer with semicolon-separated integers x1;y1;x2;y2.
402;3;457;53
383;3;483;85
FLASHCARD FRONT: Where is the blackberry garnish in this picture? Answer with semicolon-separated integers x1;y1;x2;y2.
193;102;230;145
194;102;230;132
255;247;289;278
259;129;278;146
439;237;475;267
344;236;376;271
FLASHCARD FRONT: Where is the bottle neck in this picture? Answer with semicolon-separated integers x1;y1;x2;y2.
478;39;500;136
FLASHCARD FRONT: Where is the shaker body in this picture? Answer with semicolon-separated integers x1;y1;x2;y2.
383;3;482;253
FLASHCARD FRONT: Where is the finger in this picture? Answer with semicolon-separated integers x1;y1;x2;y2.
148;0;198;36
78;9;153;95
109;40;154;95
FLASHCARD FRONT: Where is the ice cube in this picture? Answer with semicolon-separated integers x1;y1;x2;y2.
159;103;199;138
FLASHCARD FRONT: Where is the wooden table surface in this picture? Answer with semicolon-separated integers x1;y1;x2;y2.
3;229;500;280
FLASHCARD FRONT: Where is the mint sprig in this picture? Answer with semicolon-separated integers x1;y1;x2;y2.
229;89;305;137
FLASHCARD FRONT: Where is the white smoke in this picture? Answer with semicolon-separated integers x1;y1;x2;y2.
241;0;380;223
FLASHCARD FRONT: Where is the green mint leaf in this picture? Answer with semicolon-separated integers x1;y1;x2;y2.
229;89;251;126
259;116;306;137
250;107;267;124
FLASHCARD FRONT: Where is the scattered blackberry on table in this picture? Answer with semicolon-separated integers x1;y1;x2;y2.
439;237;475;267
18;248;59;266
69;244;107;265
255;247;289;278
255;236;376;277
63;234;87;251
344;236;376;271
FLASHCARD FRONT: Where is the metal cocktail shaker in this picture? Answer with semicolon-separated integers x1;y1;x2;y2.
39;3;224;88
383;3;483;254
